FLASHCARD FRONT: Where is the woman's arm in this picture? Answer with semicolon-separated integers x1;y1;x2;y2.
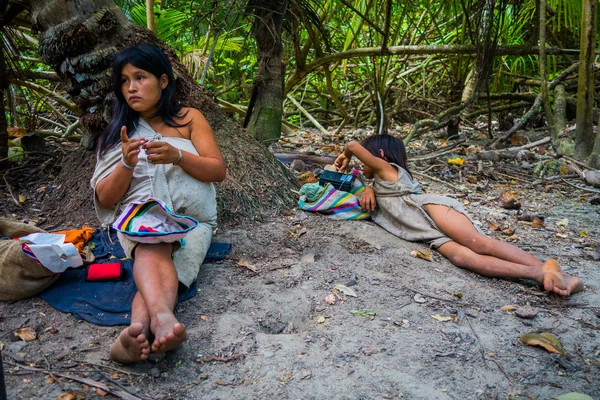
96;126;147;207
143;108;226;182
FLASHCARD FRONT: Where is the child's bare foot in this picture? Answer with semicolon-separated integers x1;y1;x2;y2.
151;312;187;354
541;259;583;297
109;323;150;364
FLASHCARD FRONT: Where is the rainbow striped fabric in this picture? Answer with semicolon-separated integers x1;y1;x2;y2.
112;197;198;244
298;180;370;220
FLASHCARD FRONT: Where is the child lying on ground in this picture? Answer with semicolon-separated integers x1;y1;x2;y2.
335;134;583;297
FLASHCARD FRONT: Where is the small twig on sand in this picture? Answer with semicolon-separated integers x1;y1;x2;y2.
411;139;467;161
494;171;531;183
490;357;513;383
3;176;23;208
197;353;245;363
4;361;144;400
403;286;473;307
559;178;600;194
562;155;592;171
75;360;143;376
465;316;488;368
93;367;152;400
411;170;469;193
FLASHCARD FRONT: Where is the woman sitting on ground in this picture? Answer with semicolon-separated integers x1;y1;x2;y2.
91;43;226;363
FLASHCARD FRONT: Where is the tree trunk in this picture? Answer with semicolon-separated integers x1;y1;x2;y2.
0;17;8;169
146;0;155;33
26;0;297;222
574;0;597;161
245;0;288;143
539;0;558;151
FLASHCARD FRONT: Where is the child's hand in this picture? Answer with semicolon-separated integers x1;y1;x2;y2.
360;186;377;211
334;154;350;172
121;126;146;167
143;141;180;165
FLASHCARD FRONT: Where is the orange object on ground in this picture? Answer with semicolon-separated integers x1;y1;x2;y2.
52;226;94;252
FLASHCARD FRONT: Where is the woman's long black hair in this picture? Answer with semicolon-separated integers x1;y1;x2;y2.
97;43;188;156
361;133;413;178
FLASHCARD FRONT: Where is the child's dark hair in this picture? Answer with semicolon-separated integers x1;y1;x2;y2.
97;43;188;156
361;133;412;177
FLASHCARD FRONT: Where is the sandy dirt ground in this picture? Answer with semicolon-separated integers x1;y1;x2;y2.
2;178;599;400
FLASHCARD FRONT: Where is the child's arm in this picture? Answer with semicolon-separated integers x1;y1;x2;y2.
96;126;146;207
335;141;397;181
143;108;226;183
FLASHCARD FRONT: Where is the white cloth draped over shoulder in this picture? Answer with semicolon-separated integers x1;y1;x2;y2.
90;118;217;287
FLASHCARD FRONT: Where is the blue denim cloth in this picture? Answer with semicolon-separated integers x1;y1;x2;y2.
39;228;231;326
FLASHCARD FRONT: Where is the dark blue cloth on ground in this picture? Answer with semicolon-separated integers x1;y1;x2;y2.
39;228;231;326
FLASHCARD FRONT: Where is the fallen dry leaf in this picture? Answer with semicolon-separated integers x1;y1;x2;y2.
506;234;519;242
215;379;229;386
362;347;380;356
236;259;257;273
298;172;318;186
14;327;36;342
488;222;500;231
95;388;108;397
410;249;433;262
510;135;526;145
316;315;326;324
432;314;457;322
556;233;568;239
447;157;465;166
324;294;336;305
8;127;27;138
501;227;516;236
518;332;566;355
200;315;207;321
413;294;427;303
532;217;545;229
333;284;357;297
501;305;517;312
279;372;294;383
500;190;521;210
56;394;76;400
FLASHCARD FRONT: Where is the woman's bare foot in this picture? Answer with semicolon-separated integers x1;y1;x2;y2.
541;259;584;296
109;323;150;364
151;312;187;353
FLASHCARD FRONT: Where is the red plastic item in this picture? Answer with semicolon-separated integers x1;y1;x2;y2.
86;262;123;281
139;225;159;232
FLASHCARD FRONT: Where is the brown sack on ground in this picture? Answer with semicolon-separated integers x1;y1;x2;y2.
0;218;60;301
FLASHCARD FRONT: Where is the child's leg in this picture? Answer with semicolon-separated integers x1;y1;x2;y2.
436;241;572;295
109;292;151;363
424;204;583;296
423;204;542;266
133;243;187;353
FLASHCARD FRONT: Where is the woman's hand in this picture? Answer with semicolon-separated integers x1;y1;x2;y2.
121;126;146;167
334;153;351;172
359;186;377;211
143;141;180;164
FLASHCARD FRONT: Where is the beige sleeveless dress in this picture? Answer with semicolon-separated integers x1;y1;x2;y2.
372;163;483;248
90;119;217;287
